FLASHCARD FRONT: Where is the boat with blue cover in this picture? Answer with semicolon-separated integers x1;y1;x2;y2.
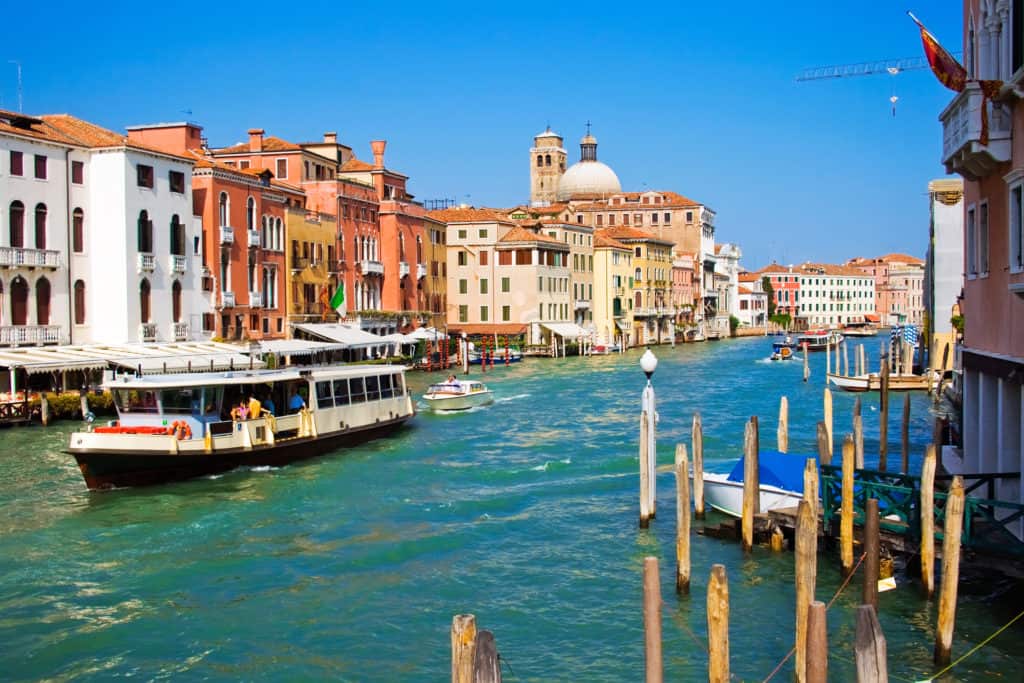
696;450;817;517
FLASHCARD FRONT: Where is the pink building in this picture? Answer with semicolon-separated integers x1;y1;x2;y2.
936;0;1023;517
756;262;801;322
846;253;923;325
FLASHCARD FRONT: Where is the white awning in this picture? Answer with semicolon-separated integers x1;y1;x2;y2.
541;322;591;339
615;320;631;331
379;333;418;345
292;323;390;349
247;339;348;357
406;327;448;341
0;341;263;375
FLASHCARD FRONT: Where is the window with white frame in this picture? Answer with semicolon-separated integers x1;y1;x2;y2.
979;200;990;276
966;205;977;278
1011;179;1024;273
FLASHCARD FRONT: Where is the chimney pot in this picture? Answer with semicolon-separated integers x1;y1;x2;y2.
324;132;337;144
371;140;386;169
248;128;265;152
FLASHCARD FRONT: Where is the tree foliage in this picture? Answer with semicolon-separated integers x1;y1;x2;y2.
761;276;776;318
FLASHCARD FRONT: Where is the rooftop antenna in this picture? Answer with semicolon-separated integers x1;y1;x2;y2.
8;60;22;112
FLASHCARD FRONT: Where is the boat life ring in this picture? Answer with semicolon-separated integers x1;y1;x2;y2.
170;420;192;440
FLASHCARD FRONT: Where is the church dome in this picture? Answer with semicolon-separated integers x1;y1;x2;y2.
557;161;621;200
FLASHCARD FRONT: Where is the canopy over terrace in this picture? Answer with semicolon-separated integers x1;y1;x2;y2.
243;339;348;363
0;341;264;395
540;322;594;357
291;323;394;360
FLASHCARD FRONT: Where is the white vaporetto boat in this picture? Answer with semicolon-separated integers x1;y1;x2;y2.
422;379;494;411
694;451;815;517
66;365;415;490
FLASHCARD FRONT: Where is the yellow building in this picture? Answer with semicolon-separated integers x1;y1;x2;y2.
285;207;338;326
600;226;674;345
593;230;634;349
423;215;448;330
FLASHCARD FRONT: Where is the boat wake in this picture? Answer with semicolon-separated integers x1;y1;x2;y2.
530;457;572;472
495;393;530;403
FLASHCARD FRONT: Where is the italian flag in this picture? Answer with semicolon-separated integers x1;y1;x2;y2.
329;284;346;317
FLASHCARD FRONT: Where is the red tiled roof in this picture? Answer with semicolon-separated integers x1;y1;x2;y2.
340;158;374;172
738;272;760;283
879;253;924;265
214;136;301;155
600;225;674;245
738;285;754;295
594;230;630;250
38;114;193;160
426;207;511;223
499;226;566;245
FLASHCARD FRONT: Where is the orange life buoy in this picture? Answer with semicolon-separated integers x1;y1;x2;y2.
182;424;192;439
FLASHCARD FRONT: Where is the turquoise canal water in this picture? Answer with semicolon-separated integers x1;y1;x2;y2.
1;337;1021;681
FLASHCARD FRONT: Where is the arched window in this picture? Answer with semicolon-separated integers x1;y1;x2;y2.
74;280;86;324
416;235;423;263
34;203;47;249
9;201;24;248
634;291;643;309
545;154;551;166
218;192;229;227
139;279;151;323
172;280;182;322
170;214;184;255
35;277;50;325
10;277;28;325
261;215;268;248
399;232;406;261
72;208;84;253
634;267;642;282
137;210;152;253
536;154;543;167
275;217;283;250
246;196;255;231
339;228;345;259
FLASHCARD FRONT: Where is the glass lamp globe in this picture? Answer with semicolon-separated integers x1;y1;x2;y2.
640;348;658;378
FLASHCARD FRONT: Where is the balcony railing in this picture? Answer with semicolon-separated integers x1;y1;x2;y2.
137;252;155;273
138;322;158;342
249;291;264;308
169;254;187;274
399;261;410;278
417;263;427;279
220;226;234;245
940;82;1012;180
360;260;384;276
292;256;309;270
222;291;236;308
634;307;657;317
0;247;61;269
0;325;63;346
171;321;188;341
574;299;591;310
247;229;260;248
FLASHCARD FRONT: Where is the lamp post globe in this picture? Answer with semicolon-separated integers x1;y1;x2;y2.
640;347;658;381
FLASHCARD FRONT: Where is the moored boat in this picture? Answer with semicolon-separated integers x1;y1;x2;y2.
66;365;415;490
468;345;523;364
826;372;932;392
422;378;494;411
695;450;815;517
796;329;843;351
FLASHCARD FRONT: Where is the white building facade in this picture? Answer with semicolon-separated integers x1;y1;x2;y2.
796;264;876;327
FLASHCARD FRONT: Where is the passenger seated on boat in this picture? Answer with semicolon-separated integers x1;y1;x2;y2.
230;401;250;421
262;395;276;416
247;394;262;420
446;374;460;386
288;387;306;413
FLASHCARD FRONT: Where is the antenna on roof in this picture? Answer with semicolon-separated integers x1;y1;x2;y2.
8;60;22;113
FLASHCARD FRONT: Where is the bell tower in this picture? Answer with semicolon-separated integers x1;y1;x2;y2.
529;126;566;206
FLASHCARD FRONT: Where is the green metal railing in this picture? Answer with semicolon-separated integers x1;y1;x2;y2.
820;465;1024;558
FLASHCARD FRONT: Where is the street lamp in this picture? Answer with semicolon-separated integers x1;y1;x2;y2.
640;347;658;382
461;332;469;375
638;347;658;525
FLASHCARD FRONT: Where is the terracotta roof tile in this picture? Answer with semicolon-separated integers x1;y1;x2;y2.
594;230;630;250
214;136;301;155
499;226;567;245
340;158;374;172
426;207;511;224
738;285;754;295
879;253;924;265
738;272;760;282
34;114;193;160
600;225;674;245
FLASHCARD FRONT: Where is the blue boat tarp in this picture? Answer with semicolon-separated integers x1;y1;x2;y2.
726;451;816;493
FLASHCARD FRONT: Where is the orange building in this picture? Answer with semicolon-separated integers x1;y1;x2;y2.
126;123;304;340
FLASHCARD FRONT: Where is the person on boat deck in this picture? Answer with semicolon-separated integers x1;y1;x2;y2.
262;394;276;416
230;401;249;421
288;386;306;413
247;394;262;419
446;374;459;385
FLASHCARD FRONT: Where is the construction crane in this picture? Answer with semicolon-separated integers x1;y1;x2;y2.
795;52;962;115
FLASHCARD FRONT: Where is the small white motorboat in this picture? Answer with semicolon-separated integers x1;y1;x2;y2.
694;451;815;518
422;379;494;411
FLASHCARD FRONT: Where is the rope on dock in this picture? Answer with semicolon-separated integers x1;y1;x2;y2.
761;551;867;683
913;607;1024;682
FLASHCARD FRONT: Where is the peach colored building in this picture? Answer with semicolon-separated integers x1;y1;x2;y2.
126;122;303;340
937;0;1024;515
846;253;924;326
593;230;634;348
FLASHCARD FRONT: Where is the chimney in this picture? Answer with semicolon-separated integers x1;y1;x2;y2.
371;140;386;169
248;128;264;152
323;132;337;144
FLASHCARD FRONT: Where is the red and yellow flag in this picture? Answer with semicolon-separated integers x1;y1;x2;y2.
910;13;966;92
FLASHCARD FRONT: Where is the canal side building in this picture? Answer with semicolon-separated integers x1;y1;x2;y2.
599;226;674;345
593;229;634;348
937;0;1023;515
924;178;964;373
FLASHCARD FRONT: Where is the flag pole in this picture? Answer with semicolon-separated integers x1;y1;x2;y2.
906;10;924;28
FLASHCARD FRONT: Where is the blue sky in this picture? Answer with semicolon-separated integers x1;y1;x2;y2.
4;1;962;268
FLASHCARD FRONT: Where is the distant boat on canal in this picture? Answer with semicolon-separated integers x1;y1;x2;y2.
66;365;415;490
797;329;843;351
422;379;494;411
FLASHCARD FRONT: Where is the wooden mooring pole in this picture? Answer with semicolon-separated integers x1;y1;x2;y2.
707;564;730;683
795;499;818;683
855;604;889;683
841;435;855;575
475;631;501;683
741;418;759;552
854;414;864;470
777;395;789;453
803;457;819;517
854;395;862;418
843;341;850;378
920;444;936;598
639;411;652;528
803;342;810;382
935;476;965;665
901;393;911;474
675;444;691;595
863;498;880;611
40;395;50;426
879;354;890;471
806;601;828;683
451;614;477;683
643;556;663;683
823;388;833;461
816;421;831;466
692;413;704;520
